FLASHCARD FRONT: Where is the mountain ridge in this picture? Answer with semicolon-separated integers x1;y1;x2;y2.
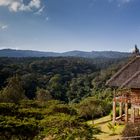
0;48;131;58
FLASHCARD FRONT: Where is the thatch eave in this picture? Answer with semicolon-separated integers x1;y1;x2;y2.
106;56;140;88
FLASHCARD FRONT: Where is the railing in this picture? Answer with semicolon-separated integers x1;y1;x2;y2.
114;94;140;105
119;136;140;140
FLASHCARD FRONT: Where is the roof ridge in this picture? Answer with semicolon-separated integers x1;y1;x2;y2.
106;57;138;86
120;71;140;88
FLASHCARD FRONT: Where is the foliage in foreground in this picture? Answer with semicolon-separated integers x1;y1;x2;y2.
77;97;112;120
107;122;118;135
0;100;100;140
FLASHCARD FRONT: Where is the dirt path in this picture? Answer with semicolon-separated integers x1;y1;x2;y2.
88;115;125;140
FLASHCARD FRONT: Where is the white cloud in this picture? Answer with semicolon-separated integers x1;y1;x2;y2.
109;0;133;4
0;24;8;31
29;0;40;9
34;6;45;15
108;0;133;7
45;17;49;21
120;0;131;3
0;0;42;12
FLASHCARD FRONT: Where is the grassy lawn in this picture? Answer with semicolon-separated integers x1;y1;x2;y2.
88;115;125;140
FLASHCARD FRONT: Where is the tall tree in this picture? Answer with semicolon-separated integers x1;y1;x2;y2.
36;88;52;102
133;44;140;56
0;75;26;103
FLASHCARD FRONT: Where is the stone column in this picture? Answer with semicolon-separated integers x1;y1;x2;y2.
113;99;116;124
125;102;128;123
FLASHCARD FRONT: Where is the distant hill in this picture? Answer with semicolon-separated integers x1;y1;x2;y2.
0;49;131;58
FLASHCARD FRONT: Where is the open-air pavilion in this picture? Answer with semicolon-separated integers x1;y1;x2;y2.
107;55;140;124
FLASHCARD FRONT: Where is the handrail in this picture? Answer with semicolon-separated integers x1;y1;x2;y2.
121;136;140;139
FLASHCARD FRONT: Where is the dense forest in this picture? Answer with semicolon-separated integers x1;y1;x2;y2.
0;57;128;102
0;56;130;139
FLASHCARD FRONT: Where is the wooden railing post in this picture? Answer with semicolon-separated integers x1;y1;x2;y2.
119;102;123;118
135;108;139;117
131;106;135;123
113;98;116;124
125;102;128;123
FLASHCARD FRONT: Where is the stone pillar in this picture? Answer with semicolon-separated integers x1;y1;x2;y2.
125;102;128;123
131;106;135;123
113;99;116;124
119;102;123;118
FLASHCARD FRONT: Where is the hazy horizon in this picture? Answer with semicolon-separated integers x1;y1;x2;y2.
0;0;140;52
0;47;133;53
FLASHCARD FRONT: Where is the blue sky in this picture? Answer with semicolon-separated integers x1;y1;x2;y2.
0;0;140;52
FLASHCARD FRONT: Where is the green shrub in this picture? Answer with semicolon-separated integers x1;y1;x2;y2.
19;100;41;108
0;101;100;140
18;108;44;120
110;107;124;120
0;116;41;140
0;103;18;116
39;114;99;140
107;122;118;135
49;104;77;115
77;97;111;120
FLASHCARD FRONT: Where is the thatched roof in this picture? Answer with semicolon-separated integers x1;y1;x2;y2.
106;56;140;88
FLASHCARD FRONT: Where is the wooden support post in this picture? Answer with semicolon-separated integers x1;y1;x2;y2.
113;99;116;124
131;106;135;123
135;108;139;117
125;102;128;123
119;102;123;118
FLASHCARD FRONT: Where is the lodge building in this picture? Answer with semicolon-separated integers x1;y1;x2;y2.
106;54;140;124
